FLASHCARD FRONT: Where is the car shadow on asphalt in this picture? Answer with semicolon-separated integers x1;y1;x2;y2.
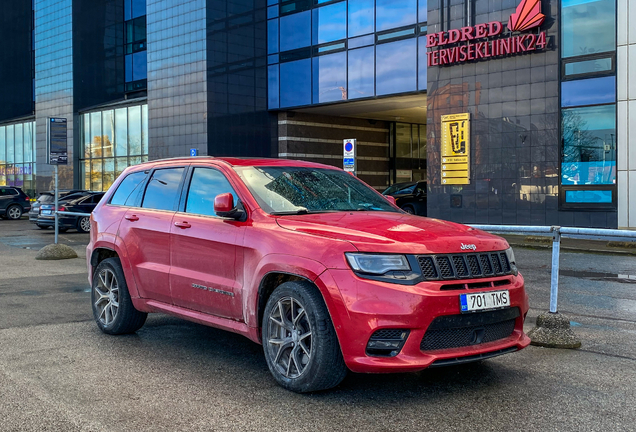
101;314;526;398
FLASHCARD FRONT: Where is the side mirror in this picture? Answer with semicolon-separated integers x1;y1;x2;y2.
214;193;244;220
385;195;397;206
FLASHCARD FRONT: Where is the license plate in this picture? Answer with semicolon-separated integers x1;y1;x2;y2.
460;290;510;313
42;210;53;215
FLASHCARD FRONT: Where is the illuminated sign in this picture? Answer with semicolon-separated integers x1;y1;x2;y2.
441;113;470;185
427;0;547;67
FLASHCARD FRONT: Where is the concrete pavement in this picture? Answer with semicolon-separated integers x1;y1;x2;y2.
0;219;635;431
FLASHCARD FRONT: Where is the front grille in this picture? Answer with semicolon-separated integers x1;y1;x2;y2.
420;308;519;351
416;252;513;280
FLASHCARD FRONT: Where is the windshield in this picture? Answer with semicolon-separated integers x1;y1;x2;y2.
234;166;398;214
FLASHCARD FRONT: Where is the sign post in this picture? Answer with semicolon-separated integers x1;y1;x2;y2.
343;139;357;175
48;118;68;245
441;113;470;185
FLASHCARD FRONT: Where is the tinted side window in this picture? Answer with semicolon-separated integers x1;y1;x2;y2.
142;168;185;211
185;168;238;217
110;171;149;206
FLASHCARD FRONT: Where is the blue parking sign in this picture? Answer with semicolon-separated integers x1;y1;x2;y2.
190;148;198;156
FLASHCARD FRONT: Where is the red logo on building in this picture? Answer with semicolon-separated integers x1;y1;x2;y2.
507;0;545;32
426;0;548;67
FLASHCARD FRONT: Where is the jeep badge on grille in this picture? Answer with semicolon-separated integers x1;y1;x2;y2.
460;243;477;251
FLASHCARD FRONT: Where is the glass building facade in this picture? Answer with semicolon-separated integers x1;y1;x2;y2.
79;104;148;191
0;121;37;196
267;0;428;109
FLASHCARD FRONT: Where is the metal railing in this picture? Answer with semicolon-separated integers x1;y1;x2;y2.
469;225;636;313
53;210;91;244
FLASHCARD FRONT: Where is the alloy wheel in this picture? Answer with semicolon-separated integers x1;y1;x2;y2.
266;297;313;379
80;216;91;232
94;269;120;326
7;206;21;219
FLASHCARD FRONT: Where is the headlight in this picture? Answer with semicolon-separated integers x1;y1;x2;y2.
345;253;410;275
505;247;518;276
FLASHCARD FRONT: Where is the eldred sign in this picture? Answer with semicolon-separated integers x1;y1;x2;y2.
427;0;546;67
441;113;470;185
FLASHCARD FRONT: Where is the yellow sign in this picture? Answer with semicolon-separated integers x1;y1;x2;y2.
441;113;470;185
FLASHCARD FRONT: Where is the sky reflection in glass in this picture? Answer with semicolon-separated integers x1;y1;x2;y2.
348;0;374;37
313;2;346;45
280;59;312;107
376;0;417;32
348;46;375;99
313;52;347;103
280;11;311;52
376;39;417;95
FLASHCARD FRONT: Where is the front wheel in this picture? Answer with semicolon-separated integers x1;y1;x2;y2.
401;205;415;214
92;257;147;335
77;216;91;233
262;281;347;393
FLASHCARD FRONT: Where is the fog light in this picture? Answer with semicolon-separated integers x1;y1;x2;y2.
366;329;410;357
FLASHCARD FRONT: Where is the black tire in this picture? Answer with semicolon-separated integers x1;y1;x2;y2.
58;228;69;233
6;205;22;220
91;257;147;335
36;224;49;229
401;205;415;214
77;216;91;233
262;281;347;393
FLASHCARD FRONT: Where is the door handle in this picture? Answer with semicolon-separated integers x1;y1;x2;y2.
174;221;192;229
125;215;139;222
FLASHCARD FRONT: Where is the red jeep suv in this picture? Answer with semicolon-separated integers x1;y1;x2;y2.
87;157;530;392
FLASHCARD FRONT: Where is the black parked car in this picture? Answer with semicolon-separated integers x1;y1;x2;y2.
29;190;89;224
382;181;427;216
0;186;31;220
37;192;104;233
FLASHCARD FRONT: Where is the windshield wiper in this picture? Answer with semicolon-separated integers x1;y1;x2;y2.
270;208;309;215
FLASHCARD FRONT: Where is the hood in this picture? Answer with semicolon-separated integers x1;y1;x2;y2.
275;212;509;254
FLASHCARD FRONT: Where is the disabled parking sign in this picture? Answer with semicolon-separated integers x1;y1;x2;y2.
343;139;356;175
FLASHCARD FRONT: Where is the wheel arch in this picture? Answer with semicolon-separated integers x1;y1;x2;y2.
257;272;313;337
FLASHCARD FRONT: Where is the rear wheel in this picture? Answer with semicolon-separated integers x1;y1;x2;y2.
92;257;147;335
401;205;415;214
77;216;91;233
36;224;49;229
262;281;347;393
6;205;22;220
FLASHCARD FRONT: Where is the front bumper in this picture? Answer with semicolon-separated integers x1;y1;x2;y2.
320;269;530;373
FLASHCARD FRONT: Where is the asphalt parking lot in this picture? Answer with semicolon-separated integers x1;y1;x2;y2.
0;218;635;431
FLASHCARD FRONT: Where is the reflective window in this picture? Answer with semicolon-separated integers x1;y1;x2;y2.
561;105;616;186
376;0;417;32
280;59;312;107
565;190;612;203
313;52;347;103
268;19;279;54
125;0;146;20
348;46;375;99
142;168;185;211
0;121;36;195
564;57;612;77
418;0;427;23
562;0;615;58
348;0;374;37
280;11;311;52
186;168;238;217
79;105;148;192
561;76;615;108
348;34;374;49
126;51;147;82
418;36;428;91
312;2;346;45
376;39;417;96
268;65;280;109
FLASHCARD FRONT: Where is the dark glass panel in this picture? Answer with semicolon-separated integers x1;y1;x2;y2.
561;105;616;185
313;51;347;103
268;5;278;18
268;64;280;109
376;0;417;32
561;76;615;108
280;58;311;107
131;0;146;19
132;51;147;81
348;46;375;99
562;0;615;58
280;11;311;52
376;38;417;95
348;0;374;37
268;19;279;54
110;170;148;206
312;1;346;45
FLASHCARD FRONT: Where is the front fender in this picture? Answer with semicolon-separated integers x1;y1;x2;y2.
244;254;349;333
89;233;141;299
